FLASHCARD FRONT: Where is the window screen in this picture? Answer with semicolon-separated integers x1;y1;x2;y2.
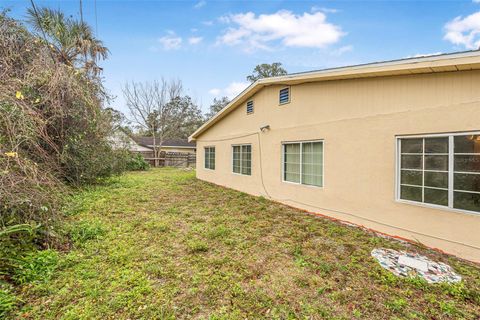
283;141;323;187
232;145;251;175
204;147;215;170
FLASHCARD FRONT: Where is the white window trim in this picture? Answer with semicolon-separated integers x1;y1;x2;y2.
281;139;324;188
395;131;480;216
204;146;215;171
231;144;252;176
279;86;291;105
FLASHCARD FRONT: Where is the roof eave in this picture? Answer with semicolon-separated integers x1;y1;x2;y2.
189;50;480;141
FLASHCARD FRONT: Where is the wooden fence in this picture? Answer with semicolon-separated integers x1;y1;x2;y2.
144;152;196;168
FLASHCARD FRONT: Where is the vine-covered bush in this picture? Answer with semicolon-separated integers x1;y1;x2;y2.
0;11;129;277
125;153;150;171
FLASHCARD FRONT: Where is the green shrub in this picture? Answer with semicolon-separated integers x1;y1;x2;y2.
12;250;59;285
125;153;149;171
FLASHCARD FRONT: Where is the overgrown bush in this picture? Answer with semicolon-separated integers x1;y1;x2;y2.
0;9;130;293
125;153;150;171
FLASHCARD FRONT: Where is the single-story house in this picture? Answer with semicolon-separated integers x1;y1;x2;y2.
110;130;153;158
189;51;480;262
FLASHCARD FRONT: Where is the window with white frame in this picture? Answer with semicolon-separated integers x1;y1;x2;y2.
204;146;215;170
283;141;323;187
397;133;480;213
232;145;251;175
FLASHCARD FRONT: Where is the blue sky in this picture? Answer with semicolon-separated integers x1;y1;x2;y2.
3;0;480;114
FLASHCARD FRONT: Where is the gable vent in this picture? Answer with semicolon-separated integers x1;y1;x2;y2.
279;87;290;104
246;100;254;114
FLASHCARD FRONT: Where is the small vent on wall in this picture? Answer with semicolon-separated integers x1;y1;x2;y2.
279;87;290;104
246;100;254;114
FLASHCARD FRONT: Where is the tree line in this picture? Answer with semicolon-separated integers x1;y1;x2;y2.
122;62;288;162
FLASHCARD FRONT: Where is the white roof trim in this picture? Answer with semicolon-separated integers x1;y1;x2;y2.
189;50;480;141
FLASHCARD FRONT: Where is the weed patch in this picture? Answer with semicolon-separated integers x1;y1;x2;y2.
13;249;59;285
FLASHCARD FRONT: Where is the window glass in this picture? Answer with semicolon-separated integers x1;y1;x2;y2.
401;170;422;186
302;142;323;187
241;145;251;175
425;137;448;153
454;192;480;212
454;173;480;193
284;141;323;187
425;155;448;171
284;143;300;183
424;171;448;189
204;147;215;170
454;155;480;173
401;155;423;169
400;185;422;202
399;133;480;214
232;146;241;174
232;145;251;175
401;138;422;153
424;188;448;206
454;135;480;154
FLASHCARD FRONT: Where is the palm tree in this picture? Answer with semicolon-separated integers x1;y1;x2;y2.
26;7;108;74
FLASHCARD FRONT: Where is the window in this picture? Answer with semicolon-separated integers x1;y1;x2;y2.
279;87;290;105
246;100;254;114
283;141;323;187
397;133;480;214
232;145;251;175
204;147;215;170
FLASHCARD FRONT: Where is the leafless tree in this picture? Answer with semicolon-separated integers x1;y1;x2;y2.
122;79;188;166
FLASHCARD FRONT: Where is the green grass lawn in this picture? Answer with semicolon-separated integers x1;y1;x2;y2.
14;168;480;319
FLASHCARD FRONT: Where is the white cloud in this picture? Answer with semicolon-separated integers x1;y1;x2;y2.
203;20;214;26
194;0;206;9
208;88;221;96
217;10;345;51
158;31;182;50
444;11;480;49
188;36;203;45
311;6;339;14
332;45;353;56
474;0;480;3
209;81;250;99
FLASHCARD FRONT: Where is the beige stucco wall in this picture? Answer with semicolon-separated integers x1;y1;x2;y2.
195;70;480;262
